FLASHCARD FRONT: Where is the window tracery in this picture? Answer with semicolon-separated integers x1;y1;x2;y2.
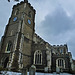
34;50;42;65
5;41;13;53
56;58;65;68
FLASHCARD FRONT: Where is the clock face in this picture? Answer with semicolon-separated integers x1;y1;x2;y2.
28;19;31;24
13;17;17;21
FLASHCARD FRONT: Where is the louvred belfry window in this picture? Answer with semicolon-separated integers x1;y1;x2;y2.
5;41;13;53
7;42;12;51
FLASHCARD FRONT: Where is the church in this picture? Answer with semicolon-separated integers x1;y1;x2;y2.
0;0;75;73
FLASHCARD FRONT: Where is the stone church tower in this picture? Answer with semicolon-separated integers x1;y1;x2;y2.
0;0;75;73
0;0;35;71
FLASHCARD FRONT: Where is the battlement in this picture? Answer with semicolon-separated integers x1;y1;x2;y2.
13;1;36;13
53;44;67;48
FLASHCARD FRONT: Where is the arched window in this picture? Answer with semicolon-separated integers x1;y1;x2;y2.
56;58;65;69
10;30;13;36
28;11;31;18
60;49;63;54
15;8;19;15
5;41;13;53
34;50;42;65
7;42;12;51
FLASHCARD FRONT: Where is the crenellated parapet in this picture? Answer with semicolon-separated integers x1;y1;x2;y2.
13;1;36;13
52;44;68;54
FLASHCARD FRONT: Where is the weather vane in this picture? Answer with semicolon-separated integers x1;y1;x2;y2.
8;0;28;2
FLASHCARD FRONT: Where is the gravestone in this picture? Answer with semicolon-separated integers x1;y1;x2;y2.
29;65;36;75
56;67;60;74
21;68;27;75
44;67;48;72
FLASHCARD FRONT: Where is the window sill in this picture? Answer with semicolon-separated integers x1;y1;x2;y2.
5;51;10;53
34;64;42;65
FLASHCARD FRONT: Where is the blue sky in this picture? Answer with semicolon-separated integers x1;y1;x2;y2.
0;0;75;59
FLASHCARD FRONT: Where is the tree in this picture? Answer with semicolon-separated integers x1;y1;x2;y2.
8;0;28;2
8;0;19;2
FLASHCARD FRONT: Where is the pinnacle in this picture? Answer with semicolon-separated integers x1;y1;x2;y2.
24;0;28;2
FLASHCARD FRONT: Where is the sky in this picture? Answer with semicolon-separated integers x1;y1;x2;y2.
0;0;75;59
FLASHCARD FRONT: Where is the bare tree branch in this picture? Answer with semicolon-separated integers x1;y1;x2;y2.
8;0;19;2
8;0;10;2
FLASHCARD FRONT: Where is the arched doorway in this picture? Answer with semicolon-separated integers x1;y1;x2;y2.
4;57;9;68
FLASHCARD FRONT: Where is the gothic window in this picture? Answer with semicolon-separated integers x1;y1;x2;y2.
5;41;13;53
60;49;63;54
34;50;42;65
56;58;65;68
10;30;13;36
28;11;31;18
15;8;19;15
7;42;12;51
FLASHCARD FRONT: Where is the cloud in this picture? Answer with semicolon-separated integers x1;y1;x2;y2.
36;6;75;58
0;0;18;40
40;6;74;35
58;0;75;15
